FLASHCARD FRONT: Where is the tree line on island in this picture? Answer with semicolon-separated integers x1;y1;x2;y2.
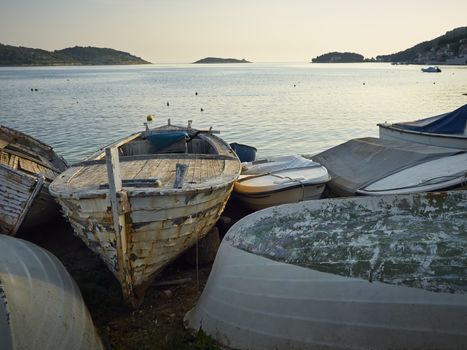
0;44;150;66
312;26;467;64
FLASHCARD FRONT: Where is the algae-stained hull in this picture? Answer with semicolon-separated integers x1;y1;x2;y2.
0;125;68;234
186;191;467;350
50;124;241;305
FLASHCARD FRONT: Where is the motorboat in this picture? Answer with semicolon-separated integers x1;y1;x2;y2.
421;66;441;72
313;137;465;196
378;104;467;150
357;152;467;195
186;191;467;350
50;120;241;307
233;155;330;210
0;125;68;235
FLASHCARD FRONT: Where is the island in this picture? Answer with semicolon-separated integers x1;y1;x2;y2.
0;44;150;66
376;26;467;65
193;57;251;64
311;52;364;63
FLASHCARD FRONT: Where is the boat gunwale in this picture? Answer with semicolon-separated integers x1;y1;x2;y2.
1;124;55;151
356;181;466;196
378;122;467;140
50;177;238;199
233;182;327;198
72;153;238;167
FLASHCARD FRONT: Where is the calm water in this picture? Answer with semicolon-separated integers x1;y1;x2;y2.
1;63;466;163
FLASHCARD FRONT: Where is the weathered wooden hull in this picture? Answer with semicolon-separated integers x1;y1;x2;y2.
54;184;234;295
50;124;241;305
53;178;238;306
0;125;68;234
0;164;44;235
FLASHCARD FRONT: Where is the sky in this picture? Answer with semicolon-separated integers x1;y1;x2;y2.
1;0;467;63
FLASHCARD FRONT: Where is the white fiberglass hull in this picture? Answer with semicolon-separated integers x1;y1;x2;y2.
0;235;103;350
234;157;330;210
234;182;326;210
186;242;467;350
357;152;467;195
186;191;467;350
379;123;467;150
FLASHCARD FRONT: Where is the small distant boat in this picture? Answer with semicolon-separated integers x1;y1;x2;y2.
421;66;441;72
50;120;241;306
313;137;465;196
378;104;467;150
233;155;330;210
0;125;68;235
186;191;467;350
0;235;103;349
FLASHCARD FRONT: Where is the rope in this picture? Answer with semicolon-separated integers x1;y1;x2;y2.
363;171;467;192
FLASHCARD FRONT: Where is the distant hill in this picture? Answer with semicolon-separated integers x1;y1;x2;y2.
193;57;251;64
376;27;467;64
0;44;150;66
311;52;364;63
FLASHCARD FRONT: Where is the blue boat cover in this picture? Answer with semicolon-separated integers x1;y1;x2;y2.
394;104;467;134
147;131;188;150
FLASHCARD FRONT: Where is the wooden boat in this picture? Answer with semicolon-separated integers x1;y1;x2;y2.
50;121;241;306
421;66;441;72
234;155;330;210
357;152;467;195
0;125;68;235
186;191;467;350
378;104;467;150
0;235;103;349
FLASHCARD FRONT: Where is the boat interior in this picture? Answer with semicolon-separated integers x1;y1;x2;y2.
0;125;67;179
119;129;220;157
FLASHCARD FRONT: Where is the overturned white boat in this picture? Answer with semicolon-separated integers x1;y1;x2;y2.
0;125;68;235
313;137;466;196
186;191;467;350
0;235;103;350
50;121;241;306
378;104;467;150
234;155;330;210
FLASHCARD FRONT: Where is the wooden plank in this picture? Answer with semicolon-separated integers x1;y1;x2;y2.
105;147;135;305
0;139;8;149
12;175;45;235
174;163;189;188
73;153;237;167
93;132;141;160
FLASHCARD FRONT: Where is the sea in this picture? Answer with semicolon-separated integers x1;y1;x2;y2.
1;63;466;164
